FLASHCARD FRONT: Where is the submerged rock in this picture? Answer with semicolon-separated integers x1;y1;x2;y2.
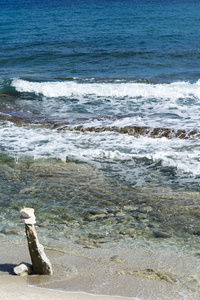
110;255;124;263
153;231;172;239
119;268;175;284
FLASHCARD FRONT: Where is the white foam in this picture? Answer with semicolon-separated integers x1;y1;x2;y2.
0;123;200;181
11;78;200;100
11;79;200;130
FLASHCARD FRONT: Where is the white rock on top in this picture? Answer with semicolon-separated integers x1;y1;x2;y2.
20;207;36;225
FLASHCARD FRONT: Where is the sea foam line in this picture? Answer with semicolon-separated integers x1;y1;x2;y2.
11;79;200;100
0;122;200;177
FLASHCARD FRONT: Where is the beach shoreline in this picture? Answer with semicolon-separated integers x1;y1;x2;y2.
0;275;132;300
0;237;199;300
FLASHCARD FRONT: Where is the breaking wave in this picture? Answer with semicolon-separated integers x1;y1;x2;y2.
11;78;200;100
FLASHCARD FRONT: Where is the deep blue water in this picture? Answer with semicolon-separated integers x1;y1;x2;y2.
1;0;200;81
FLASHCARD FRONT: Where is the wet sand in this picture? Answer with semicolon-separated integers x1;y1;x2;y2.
0;275;130;300
0;276;132;300
0;239;129;300
0;237;199;300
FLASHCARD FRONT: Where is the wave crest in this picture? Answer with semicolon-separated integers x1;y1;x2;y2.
11;78;200;100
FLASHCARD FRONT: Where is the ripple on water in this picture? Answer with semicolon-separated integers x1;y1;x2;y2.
0;154;200;254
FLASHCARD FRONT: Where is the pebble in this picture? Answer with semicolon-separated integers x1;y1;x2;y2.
88;213;106;221
123;205;138;211
153;231;172;238
14;263;33;276
115;211;125;217
139;206;153;213
110;255;124;263
2;227;22;235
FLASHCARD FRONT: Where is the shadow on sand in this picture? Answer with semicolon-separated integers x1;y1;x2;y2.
0;263;16;275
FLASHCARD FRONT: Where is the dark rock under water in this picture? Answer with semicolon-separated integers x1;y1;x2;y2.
0;108;199;140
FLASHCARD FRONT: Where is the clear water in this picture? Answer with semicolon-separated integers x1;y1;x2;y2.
0;0;200;257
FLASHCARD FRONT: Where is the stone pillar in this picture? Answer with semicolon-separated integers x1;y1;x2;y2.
20;207;53;275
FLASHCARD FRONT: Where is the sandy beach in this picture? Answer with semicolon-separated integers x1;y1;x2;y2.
0;276;131;300
0;236;200;300
0;239;129;300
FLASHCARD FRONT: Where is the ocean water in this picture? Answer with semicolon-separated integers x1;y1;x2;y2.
1;0;200;297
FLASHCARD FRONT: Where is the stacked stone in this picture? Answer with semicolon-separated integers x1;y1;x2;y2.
14;207;53;276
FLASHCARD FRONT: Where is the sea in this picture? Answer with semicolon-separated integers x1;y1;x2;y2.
1;0;200;298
